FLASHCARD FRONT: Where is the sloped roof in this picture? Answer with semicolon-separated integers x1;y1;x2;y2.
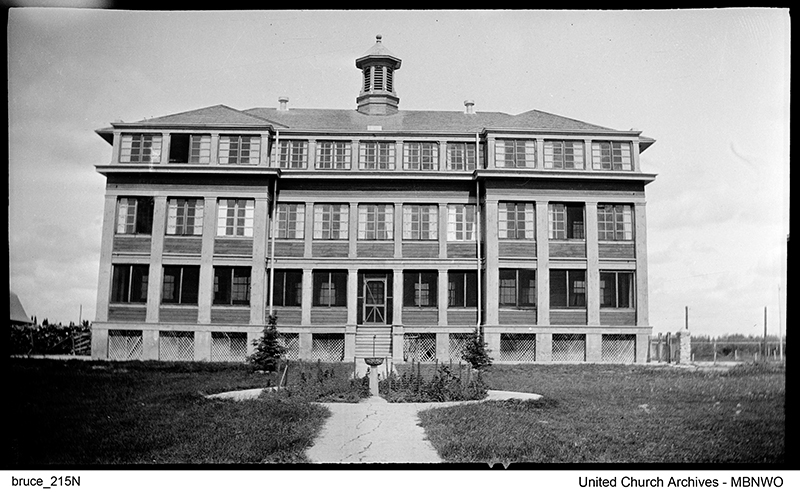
10;291;31;325
118;104;282;128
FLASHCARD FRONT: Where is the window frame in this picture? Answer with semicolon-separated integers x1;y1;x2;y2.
313;204;349;240
495;138;536;169
218;134;261;165
550;269;587;309
446;142;478;171
111;264;149;304
448;270;478;308
168;134;211;164
548;203;585;240
357;204;394;240
499;202;535;240
498;269;536;309
600;271;635;309
161;265;200;305
597;204;634;241
592;141;633;171
278;140;308;169
116;197;155;235
270;269;303;307
403;141;439;171
275;203;306;239
544;140;585;170
166;198;204;236
216;199;255;237
213;266;252;306
403;271;438;308
119;133;163;164
313;270;348;307
316;141;351;170
447;204;476;241
359;141;395;170
402;204;438;241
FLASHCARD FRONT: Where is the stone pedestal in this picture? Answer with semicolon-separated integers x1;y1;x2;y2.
364;357;384;396
676;330;692;364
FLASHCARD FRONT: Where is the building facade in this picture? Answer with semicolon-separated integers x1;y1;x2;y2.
92;36;656;370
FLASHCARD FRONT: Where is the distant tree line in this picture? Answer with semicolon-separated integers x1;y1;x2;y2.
10;319;91;356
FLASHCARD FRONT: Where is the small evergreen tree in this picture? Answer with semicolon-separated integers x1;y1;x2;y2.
248;314;286;372
462;329;492;369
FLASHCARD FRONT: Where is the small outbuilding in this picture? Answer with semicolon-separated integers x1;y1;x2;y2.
10;291;32;326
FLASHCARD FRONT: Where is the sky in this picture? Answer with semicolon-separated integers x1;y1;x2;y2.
7;8;790;338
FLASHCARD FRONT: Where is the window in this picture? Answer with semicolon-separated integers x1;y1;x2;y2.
495;139;536;168
446;142;478;171
316;141;351;169
217;199;254;237
550;270;586;308
111;264;149;303
403;205;438;240
598;204;633;241
403;142;438;171
448;271;478;308
270;270;302;307
278;140;307;169
167;198;204;236
548;203;585;240
168;134;211;164
358;204;394;240
544;140;584;169
275;203;305;239
313;271;347;307
499;269;536;309
219;135;261;165
116;197;154;235
404;271;438;308
365;65;393;92
313;204;348;240
214;266;251;305
600;271;634;309
359;141;395;170
499;202;535;240
592;141;633;171
161;266;200;305
119;134;162;163
447;204;476;241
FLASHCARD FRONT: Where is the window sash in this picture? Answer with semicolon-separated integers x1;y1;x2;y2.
189;135;211;164
120;134;163;163
358;204;394;240
271;270;302;307
278;140;308;169
496;139;536;168
316;141;351;169
167;198;204;236
404;271;438;308
111;264;149;303
550;270;586;308
598;204;634;241
313;204;349;240
216;199;254;237
161;266;200;305
403;142;439;171
448;271;478;308
499;203;535;240
499;269;536;308
214;266;251;305
544;140;585;170
446;142;478;171
592;141;632;171
548;203;584;240
403;205;438;240
116;197;154;235
313;271;347;307
276;204;306;239
600;271;634;308
219;135;261;165
447;204;476;241
359;142;395;170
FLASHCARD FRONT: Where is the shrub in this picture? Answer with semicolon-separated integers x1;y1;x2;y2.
247;315;286;372
380;362;488;402
262;361;370;403
461;330;492;369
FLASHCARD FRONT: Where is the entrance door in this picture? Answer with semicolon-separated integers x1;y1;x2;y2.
363;276;387;324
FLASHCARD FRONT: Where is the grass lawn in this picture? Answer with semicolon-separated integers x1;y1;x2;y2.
418;363;785;463
8;358;333;465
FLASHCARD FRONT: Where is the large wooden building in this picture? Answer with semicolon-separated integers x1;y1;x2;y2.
92;36;656;369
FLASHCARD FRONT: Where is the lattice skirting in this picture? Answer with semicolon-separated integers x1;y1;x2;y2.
448;333;471;362
403;333;436;362
310;334;344;362
499;333;537;362
279;333;300;360
211;332;248;362
108;330;143;360
602;334;636;363
159;331;194;361
552;334;586;362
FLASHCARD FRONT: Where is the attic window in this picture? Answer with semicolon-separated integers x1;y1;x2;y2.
169;134;211;164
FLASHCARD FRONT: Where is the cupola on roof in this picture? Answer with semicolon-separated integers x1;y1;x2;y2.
356;35;402;116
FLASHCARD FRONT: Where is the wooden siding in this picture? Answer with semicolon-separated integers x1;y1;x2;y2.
402;241;439;258
108;305;147;322
270;240;305;258
214;238;254;256
357;241;394;258
355;325;392;358
159;306;198;323
312;241;349;258
600;310;636;326
599;242;636;259
499;241;536;258
447;242;477;258
499;309;537;325
549;241;586;258
113;236;151;253
551;309;587;325
447;309;478;326
210;307;250;324
402;308;439;326
163;237;202;255
272;307;302;326
310;307;348;325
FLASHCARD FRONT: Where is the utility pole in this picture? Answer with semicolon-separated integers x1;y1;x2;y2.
685;306;688;331
763;306;768;360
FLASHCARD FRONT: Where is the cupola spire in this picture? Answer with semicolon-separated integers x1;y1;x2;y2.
355;35;402;115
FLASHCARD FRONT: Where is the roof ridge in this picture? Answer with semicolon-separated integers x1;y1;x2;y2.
513;108;618;131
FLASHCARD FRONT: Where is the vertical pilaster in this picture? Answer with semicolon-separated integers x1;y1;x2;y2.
536;200;550;326
394;202;403;258
160;132;170;165
146;196;167;323
586;333;602;363
142;330;159;360
438;268;448;326
584;139;593;170
111;131;122;164
486;332;500;361
95;194;118;322
250;198;269;326
194;331;211;361
210;133;220;165
352;139;360;169
487;136;496;169
536;139;544;169
91;329;108;360
636;332;649;363
585;201;600;326
635;203;649;327
246;331;260;357
484;200;499;325
393;269;403;326
536;332;552;362
304;201;314;258
299;332;312;360
436;332;449;362
438;203;448;258
261;133;271;167
197;197;217;324
344;324;357;361
307;139;316;169
347;268;359;325
301;269;313;326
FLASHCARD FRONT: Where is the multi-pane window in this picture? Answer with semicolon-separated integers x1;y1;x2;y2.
403;142;438;171
167;198;204;236
403;205;438;240
313;204;349;240
447;204;476;241
270;270;302;307
217;199;254;237
278;140;308;169
499;269;536;309
597;204;634;241
316;141;351;169
359;141;395;170
358;204;394;240
111;264;149;303
168;134;211;164
161;266;200;305
448;271;478;308
116;197;154;235
218;135;261;165
404;271;438;308
119;134;162;163
499;202;535;240
313;271;347;307
544;140;585;169
592;141;633;171
214;266;251;306
495;139;536;168
275;203;305;239
548;203;585;240
600;271;635;309
446;142;478;171
550;270;586;308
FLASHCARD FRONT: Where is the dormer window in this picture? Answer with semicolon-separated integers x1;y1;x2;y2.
120;133;162;163
592;141;632;171
219;135;261;165
495;139;536;168
169;134;211;164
